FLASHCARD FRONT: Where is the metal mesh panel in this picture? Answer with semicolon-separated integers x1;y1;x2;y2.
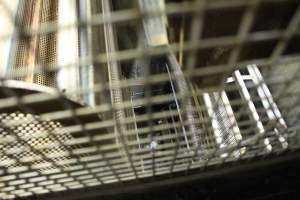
34;0;58;87
0;0;300;199
9;0;38;82
8;0;58;87
0;112;74;171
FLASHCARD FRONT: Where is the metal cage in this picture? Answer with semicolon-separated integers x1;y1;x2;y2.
0;0;300;199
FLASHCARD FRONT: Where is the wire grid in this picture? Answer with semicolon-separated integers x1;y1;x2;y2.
0;0;300;199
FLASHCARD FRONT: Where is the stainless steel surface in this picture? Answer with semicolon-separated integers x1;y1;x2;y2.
0;0;300;199
57;0;81;102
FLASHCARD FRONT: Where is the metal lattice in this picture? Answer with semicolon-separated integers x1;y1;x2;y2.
0;0;300;199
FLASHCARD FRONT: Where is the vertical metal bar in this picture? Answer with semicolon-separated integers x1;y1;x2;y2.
233;70;271;151
269;5;300;64
220;90;243;157
130;96;144;172
6;0;39;82
247;65;286;128
221;91;242;142
247;64;288;148
34;0;58;87
102;0;137;179
138;0;168;47
167;53;200;151
0;0;19;77
165;63;190;150
169;104;181;173
186;0;206;71
78;0;95;106
227;0;258;67
233;71;264;134
131;96;142;151
26;0;41;83
57;0;80;101
203;93;222;146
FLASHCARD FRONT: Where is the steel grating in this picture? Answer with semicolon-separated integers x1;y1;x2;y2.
0;0;300;199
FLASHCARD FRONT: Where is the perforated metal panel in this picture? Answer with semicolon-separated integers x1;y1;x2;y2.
0;112;74;172
34;0;58;87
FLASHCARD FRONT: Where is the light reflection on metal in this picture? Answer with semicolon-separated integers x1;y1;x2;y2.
166;63;190;150
247;64;288;148
57;0;80;102
78;0;95;107
233;70;265;135
0;0;19;77
138;0;168;46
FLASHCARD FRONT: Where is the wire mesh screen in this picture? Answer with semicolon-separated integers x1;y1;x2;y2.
0;0;300;199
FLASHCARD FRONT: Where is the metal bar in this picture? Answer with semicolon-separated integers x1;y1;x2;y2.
57;0;80;101
102;0;138;179
166;63;190;150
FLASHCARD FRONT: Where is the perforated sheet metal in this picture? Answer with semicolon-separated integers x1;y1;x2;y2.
0;112;74;172
34;0;58;87
8;0;58;88
0;0;300;199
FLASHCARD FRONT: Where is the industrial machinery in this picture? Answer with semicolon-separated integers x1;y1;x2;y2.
0;0;299;199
